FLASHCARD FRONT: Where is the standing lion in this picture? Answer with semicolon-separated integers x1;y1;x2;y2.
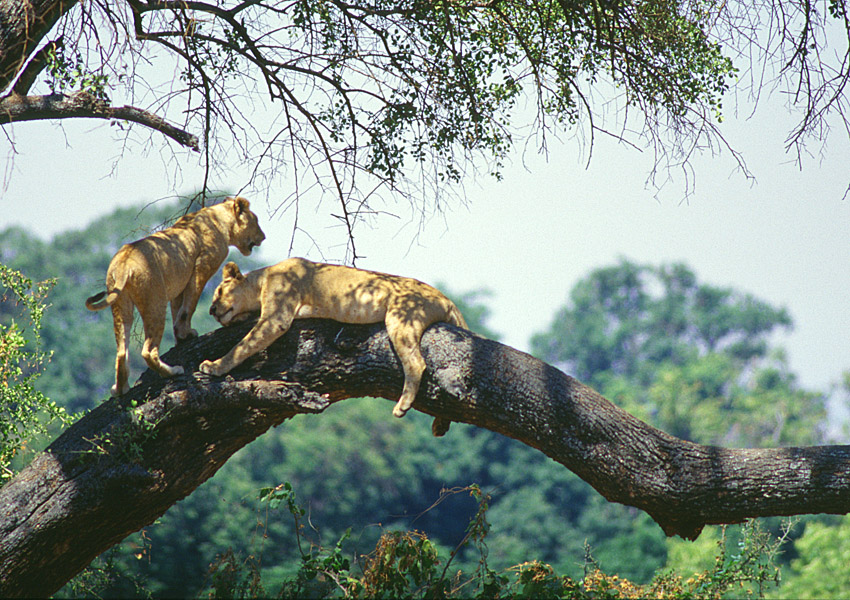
86;196;266;396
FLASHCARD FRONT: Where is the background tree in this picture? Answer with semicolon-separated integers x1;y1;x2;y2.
777;515;850;599
532;260;825;447
3;209;838;597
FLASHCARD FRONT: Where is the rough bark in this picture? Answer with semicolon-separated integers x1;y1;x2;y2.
2;318;850;597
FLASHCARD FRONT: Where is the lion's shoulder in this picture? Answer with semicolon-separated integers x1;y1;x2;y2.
170;204;217;232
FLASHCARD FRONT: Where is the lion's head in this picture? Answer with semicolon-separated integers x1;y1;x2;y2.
209;262;260;326
227;196;266;256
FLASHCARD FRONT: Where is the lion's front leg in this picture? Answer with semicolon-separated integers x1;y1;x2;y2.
200;317;289;376
172;277;204;342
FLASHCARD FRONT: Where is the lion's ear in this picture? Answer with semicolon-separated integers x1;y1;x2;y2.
230;196;250;216
222;262;244;282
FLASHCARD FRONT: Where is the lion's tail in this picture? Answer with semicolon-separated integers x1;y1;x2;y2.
85;289;121;311
86;271;127;310
87;265;131;311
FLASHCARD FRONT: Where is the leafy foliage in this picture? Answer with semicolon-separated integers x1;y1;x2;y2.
532;260;791;384
0;264;73;482
45;44;110;100
776;515;850;600
31;0;759;259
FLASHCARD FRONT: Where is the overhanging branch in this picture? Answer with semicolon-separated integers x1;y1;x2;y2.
0;91;200;151
1;318;850;596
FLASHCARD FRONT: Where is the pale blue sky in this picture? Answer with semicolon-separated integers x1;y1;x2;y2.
2;92;849;403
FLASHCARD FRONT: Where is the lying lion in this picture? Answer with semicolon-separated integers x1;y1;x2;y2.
200;258;468;434
86;197;266;396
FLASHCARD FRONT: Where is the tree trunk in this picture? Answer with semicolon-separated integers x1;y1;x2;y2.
2;318;850;597
0;0;73;92
0;1;199;147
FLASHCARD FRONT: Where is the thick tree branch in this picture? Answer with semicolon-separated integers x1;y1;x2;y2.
0;91;200;150
2;318;850;596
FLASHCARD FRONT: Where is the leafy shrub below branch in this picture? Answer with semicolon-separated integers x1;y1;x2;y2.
0;264;73;483
189;483;784;599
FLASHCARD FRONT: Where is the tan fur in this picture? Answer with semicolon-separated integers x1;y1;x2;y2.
86;197;266;396
200;258;468;422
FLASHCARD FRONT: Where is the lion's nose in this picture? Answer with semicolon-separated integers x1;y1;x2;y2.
209;304;216;316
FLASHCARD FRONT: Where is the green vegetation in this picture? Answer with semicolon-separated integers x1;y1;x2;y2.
774;514;850;600
70;482;790;599
0;264;73;482
0;204;845;597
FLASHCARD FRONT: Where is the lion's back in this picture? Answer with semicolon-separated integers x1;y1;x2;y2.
105;219;207;301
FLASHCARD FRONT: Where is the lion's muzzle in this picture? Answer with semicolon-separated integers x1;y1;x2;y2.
209;303;228;322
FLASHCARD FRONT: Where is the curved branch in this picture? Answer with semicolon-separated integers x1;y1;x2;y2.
2;318;850;596
0;91;200;150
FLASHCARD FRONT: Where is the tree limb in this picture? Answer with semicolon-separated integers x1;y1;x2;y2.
2;318;850;597
0;91;200;151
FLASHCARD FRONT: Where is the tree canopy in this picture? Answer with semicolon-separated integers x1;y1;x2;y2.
2;1;849;256
532;260;824;446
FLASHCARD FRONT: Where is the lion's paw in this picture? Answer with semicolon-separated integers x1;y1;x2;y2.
176;328;199;343
199;360;221;376
110;382;130;397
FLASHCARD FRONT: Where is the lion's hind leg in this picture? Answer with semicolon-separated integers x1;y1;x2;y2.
385;311;428;418
138;302;184;380
446;304;468;330
110;297;134;396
